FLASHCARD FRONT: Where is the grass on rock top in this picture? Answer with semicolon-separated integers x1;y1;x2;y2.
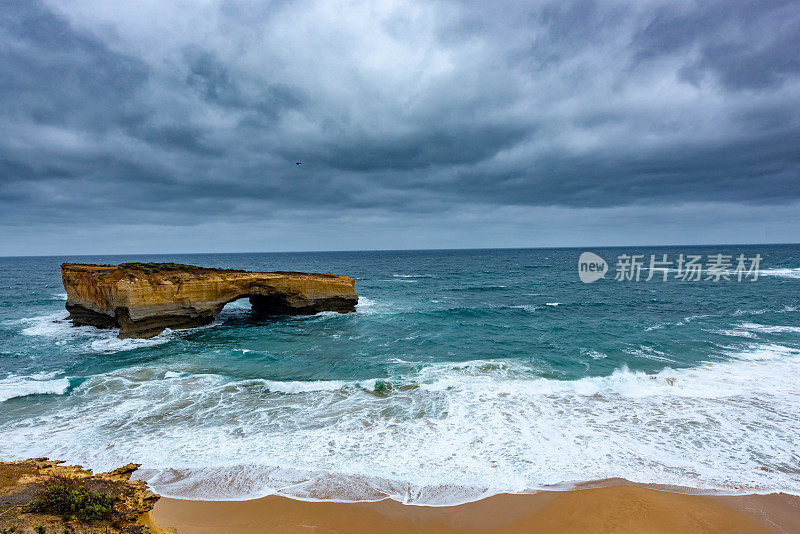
24;475;118;525
116;262;236;274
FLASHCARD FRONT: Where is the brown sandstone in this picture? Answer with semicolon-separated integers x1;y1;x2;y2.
0;458;169;534
62;262;358;338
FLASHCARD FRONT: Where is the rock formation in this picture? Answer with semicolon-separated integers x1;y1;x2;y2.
0;458;169;533
62;262;358;339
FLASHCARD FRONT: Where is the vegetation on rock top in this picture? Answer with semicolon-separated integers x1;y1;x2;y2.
24;475;117;524
0;459;162;534
115;262;249;275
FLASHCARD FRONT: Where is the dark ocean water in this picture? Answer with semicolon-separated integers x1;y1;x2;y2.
1;246;799;503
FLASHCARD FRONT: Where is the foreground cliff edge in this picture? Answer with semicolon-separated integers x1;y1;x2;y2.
62;262;358;339
0;458;170;534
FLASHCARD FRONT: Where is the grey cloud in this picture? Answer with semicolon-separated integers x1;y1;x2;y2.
0;0;799;253
635;1;800;90
185;47;244;108
0;0;149;130
681;35;800;90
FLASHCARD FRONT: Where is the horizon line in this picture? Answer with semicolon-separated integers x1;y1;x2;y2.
2;242;799;258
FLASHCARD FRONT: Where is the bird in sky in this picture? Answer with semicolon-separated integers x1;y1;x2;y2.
296;162;302;165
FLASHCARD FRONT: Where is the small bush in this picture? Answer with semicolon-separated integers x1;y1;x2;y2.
117;262;235;274
24;477;115;524
118;262;186;274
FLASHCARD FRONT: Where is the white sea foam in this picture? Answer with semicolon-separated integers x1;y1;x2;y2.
356;296;376;309
313;311;343;318
355;296;392;315
19;311;71;337
657;267;793;279
545;302;559;306
260;379;349;394
707;328;758;338
164;371;189;379
723;342;800;361
18;311;174;352
623;345;678;363
646;313;720;331
737;322;800;334
580;348;608;360
733;306;797;316
90;332;174;353
2;342;800;503
760;268;800;279
0;373;70;403
675;314;711;326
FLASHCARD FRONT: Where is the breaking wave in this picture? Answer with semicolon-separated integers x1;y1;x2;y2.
2;342;799;504
0;373;70;403
17;311;176;353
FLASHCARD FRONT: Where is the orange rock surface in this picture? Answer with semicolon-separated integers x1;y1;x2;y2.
62;262;358;338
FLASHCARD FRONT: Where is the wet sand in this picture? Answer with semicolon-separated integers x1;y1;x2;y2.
152;483;800;533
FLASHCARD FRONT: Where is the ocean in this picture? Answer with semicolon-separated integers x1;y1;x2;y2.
1;246;799;504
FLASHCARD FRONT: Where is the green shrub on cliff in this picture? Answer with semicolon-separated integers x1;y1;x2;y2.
118;262;187;273
24;477;116;524
117;262;234;274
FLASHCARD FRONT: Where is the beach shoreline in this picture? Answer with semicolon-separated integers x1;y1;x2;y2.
152;481;800;533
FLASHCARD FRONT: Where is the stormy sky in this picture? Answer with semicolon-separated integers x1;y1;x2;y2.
1;0;799;255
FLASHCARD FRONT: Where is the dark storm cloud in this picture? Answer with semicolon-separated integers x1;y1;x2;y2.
0;1;148;131
0;0;799;253
633;1;800;90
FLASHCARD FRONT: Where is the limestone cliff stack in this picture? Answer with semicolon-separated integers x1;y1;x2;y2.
62;262;358;338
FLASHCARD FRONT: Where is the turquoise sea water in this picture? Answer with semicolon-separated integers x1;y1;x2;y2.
1;246;799;504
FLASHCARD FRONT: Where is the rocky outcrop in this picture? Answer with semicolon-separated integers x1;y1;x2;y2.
62;262;358;339
0;458;169;534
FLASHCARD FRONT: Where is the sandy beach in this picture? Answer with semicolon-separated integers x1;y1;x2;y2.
152;483;800;534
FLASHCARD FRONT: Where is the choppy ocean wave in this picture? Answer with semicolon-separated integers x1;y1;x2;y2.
737;322;800;334
14;295;385;353
0;373;70;403
1;248;799;506
2;341;799;503
706;328;758;338
445;285;509;292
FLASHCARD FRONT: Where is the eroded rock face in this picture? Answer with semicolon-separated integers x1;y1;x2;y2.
62;263;358;338
0;458;166;534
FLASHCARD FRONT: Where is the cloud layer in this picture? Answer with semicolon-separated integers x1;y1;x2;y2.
1;0;799;253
